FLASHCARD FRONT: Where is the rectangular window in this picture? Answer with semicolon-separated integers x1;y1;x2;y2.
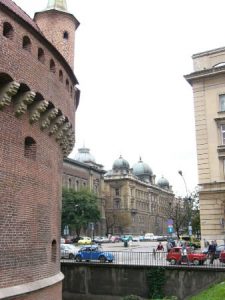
219;94;225;111
221;125;225;145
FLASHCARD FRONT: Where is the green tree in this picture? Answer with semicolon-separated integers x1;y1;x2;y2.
62;188;100;237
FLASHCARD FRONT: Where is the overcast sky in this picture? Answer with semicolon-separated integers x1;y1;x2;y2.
14;0;225;197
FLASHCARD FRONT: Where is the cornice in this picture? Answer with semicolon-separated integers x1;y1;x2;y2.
184;65;225;85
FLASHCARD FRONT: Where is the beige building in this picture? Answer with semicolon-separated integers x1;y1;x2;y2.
63;147;106;235
104;156;175;235
185;47;225;244
63;150;175;237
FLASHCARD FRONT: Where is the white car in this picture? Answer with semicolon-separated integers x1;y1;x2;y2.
60;244;79;259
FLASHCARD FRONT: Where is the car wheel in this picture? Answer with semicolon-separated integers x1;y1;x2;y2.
99;256;106;263
170;259;177;265
69;253;74;259
75;255;82;262
193;259;200;265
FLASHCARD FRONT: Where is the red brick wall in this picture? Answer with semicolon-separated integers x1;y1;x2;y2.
0;7;76;124
34;11;77;70
0;2;77;299
0;106;62;288
13;282;62;300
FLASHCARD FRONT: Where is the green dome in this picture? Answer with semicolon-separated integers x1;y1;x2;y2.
157;176;170;189
46;0;67;11
112;155;130;171
132;158;153;177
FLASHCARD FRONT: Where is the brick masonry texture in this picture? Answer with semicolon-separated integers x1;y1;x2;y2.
0;0;77;299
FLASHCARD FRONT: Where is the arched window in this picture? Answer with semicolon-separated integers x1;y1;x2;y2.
66;79;69;91
50;59;56;73
38;48;45;63
3;22;14;39
59;70;63;82
22;36;31;51
24;137;36;160
63;31;69;40
70;86;73;97
51;240;57;262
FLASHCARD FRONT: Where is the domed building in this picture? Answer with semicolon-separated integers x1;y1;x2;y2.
132;157;154;183
112;155;130;173
104;156;175;236
74;146;96;164
0;0;79;299
157;176;170;190
63;146;106;235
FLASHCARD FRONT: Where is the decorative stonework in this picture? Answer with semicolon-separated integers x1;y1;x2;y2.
0;81;20;109
40;108;59;130
14;91;36;117
29;100;49;124
0;80;75;157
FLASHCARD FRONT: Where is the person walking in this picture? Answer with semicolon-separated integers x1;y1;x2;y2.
208;240;216;264
156;242;164;260
181;243;189;265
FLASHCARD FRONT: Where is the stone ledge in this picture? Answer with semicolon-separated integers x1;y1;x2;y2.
0;272;64;299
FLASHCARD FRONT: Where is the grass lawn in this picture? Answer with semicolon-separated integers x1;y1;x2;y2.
189;281;225;300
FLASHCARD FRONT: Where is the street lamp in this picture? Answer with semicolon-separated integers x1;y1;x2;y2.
178;170;192;236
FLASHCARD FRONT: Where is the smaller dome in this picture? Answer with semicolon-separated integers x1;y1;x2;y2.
112;155;130;171
157;176;170;189
74;147;96;163
132;158;153;177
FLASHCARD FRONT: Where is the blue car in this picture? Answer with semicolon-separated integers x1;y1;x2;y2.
75;245;114;263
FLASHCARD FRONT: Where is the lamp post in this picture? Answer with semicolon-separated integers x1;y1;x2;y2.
178;170;192;236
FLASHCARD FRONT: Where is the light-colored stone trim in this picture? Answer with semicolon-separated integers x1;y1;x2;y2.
0;272;64;299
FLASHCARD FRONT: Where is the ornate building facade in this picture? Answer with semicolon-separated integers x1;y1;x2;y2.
185;47;225;244
0;0;79;299
104;156;175;235
63;147;106;235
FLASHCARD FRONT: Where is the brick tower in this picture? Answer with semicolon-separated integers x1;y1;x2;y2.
34;0;79;69
0;0;79;299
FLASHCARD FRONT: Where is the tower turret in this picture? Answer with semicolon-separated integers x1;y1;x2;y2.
34;0;79;69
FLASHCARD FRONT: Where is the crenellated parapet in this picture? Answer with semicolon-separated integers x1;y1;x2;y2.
0;79;75;157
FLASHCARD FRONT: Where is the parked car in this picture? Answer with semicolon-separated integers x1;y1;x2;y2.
144;233;155;241
166;247;207;265
75;245;114;263
61;237;65;244
78;237;92;245
202;244;225;259
60;244;80;259
71;236;82;244
92;236;110;244
110;235;121;243
121;235;133;242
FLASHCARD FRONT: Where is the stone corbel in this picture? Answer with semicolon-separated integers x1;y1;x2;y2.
55;122;72;141
14;91;36;117
40;108;59;130
0;81;20;109
48;115;66;135
29;100;49;124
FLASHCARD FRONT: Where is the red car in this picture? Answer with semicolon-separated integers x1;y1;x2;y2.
166;247;207;265
219;250;225;263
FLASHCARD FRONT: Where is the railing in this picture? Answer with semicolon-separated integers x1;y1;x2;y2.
61;251;225;269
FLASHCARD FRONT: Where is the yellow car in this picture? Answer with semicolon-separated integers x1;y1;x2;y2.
78;236;92;245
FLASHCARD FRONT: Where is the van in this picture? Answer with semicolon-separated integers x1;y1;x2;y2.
144;233;155;241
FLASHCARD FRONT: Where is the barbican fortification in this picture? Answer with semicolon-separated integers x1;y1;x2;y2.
0;0;79;299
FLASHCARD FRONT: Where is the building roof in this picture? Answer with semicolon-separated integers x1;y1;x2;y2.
46;0;67;12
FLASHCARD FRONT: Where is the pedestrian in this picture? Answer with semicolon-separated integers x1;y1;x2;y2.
166;240;172;253
156;242;164;260
153;248;156;260
208;240;216;264
181;243;189;265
